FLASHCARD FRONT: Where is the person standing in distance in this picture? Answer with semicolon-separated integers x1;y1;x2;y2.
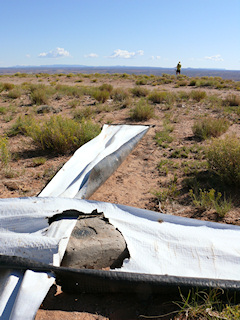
176;61;181;75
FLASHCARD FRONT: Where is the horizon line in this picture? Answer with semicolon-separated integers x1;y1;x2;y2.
1;64;240;71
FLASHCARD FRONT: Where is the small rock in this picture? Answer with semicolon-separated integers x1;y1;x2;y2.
36;105;56;114
176;103;185;108
3;180;19;191
53;107;62;113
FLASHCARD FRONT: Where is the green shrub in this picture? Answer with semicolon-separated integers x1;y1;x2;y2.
206;95;222;108
68;99;80;108
197;78;216;87
111;88;129;102
189;79;197;86
222;94;240;107
170;146;189;158
148;90;167;104
73;107;95;120
7;87;22;99
155;122;174;148
153;178;179;208
7;115;34;136
192;117;230;140
98;83;113;93
189;188;231;217
92;89;110;103
130;98;154;121
177;91;191;100
55;84;83;98
135;78;148;85
14;72;28;78
2;83;15;91
25;115;101;154
32;157;47;166
30;87;49;105
176;80;188;87
190;90;207;102
206;134;240;184
0;107;7;115
0;136;11;166
131;86;149;97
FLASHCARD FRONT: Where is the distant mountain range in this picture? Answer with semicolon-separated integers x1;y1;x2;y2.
1;65;240;80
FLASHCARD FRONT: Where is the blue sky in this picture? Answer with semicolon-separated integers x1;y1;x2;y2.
0;0;239;70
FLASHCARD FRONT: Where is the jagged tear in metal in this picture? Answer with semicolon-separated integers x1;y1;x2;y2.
0;124;240;320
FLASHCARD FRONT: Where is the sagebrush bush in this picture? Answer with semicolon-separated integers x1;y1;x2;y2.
98;83;113;93
131;86;149;97
192;117;230;140
25;115;101;154
177;91;191;100
148;90;167;104
191;90;207;102
176;80;188;87
73;107;95;120
30;87;49;105
206;134;240;185
7;87;22;99
111;88;129;102
135;78;148;85
8;115;34;136
0;107;7;115
92;89;110;103
189;79;197;86
0;136;11;166
148;90;176;105
55;84;84;98
222;94;240;107
130;98;154;121
2;83;15;91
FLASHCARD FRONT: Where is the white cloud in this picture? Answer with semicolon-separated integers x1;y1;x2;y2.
150;55;161;60
26;54;31;58
137;50;144;56
110;49;144;59
84;53;98;58
39;47;70;58
204;54;224;62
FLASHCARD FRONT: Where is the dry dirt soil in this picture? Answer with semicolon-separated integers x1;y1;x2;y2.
0;73;240;319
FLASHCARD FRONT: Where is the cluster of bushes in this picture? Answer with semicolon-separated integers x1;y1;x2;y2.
129;98;155;121
153;111;240;217
8;115;101;154
192;117;230;140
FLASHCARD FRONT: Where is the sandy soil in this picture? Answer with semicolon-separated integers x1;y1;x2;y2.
0;73;240;319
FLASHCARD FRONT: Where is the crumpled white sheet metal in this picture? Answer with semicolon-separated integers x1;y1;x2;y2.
2;197;240;280
1;123;240;319
0;124;149;320
38;124;149;199
1;197;240;280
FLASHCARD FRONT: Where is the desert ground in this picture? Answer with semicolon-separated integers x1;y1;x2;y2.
0;72;240;319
